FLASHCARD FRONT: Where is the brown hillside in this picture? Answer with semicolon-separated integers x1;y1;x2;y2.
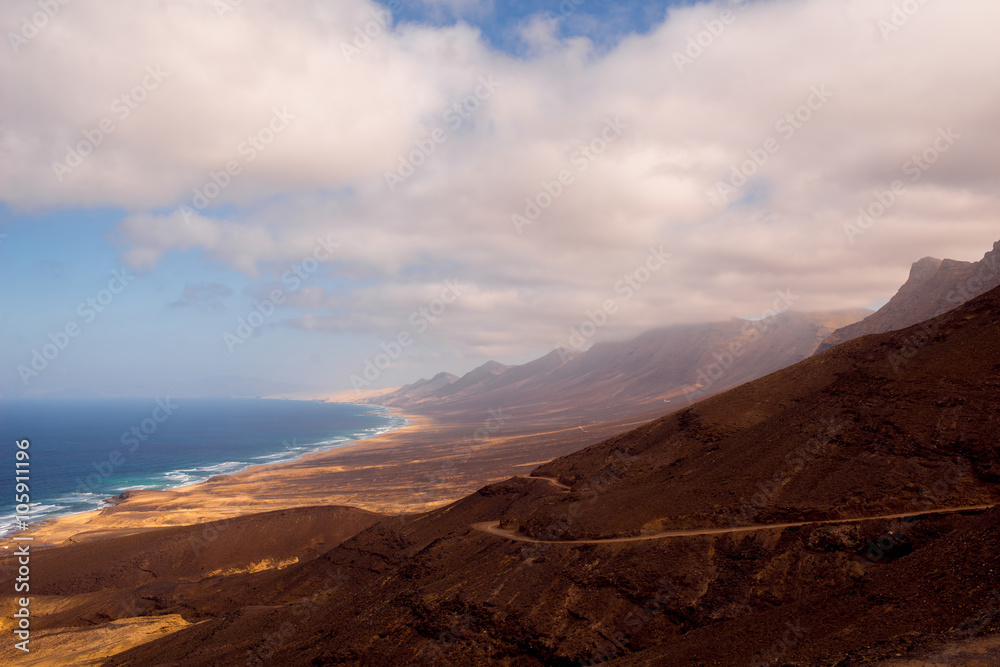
91;287;1000;665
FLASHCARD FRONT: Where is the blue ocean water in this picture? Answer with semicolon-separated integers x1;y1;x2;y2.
0;398;403;535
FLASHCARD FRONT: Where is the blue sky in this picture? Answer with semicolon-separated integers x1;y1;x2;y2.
3;0;693;399
2;0;998;399
0;207;384;397
384;0;689;54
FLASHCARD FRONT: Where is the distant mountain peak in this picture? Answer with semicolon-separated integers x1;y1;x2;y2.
816;238;1000;354
477;360;509;373
907;256;943;283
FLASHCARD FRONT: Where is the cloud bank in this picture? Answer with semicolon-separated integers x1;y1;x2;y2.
4;0;999;360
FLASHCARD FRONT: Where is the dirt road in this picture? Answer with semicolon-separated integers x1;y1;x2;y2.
471;504;997;545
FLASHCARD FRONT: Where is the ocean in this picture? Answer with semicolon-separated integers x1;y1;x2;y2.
0;398;403;535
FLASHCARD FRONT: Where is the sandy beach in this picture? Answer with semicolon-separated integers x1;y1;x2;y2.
8;404;659;548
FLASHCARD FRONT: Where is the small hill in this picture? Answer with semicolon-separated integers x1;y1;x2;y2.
19;505;380;597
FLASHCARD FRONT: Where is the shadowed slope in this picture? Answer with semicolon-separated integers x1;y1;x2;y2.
99;286;1000;666
524;282;1000;539
2;506;379;598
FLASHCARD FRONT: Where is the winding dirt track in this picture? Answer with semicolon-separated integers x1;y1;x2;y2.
475;477;996;544
514;474;572;490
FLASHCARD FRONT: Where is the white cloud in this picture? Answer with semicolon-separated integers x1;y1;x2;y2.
4;0;1000;360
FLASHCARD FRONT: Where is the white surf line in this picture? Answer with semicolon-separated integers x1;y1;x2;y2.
471;504;997;545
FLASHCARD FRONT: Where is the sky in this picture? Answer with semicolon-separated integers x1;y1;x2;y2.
1;0;998;398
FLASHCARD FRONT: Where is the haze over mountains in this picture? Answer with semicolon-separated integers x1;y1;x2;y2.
20;253;998;666
372;238;1000;434
5;240;999;665
6;0;1000;663
370;308;872;423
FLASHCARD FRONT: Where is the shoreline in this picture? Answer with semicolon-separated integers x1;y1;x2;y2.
7;404;422;547
101;403;412;500
102;403;409;502
8;402;660;549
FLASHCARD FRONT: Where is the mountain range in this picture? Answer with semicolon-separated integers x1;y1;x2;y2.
6;242;999;665
369;308;872;424
374;239;1000;434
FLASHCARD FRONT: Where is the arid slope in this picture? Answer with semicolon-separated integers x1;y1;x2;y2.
90;286;1000;665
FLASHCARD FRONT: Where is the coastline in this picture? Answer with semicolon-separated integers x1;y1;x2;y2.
10;404;422;547
10;403;660;548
